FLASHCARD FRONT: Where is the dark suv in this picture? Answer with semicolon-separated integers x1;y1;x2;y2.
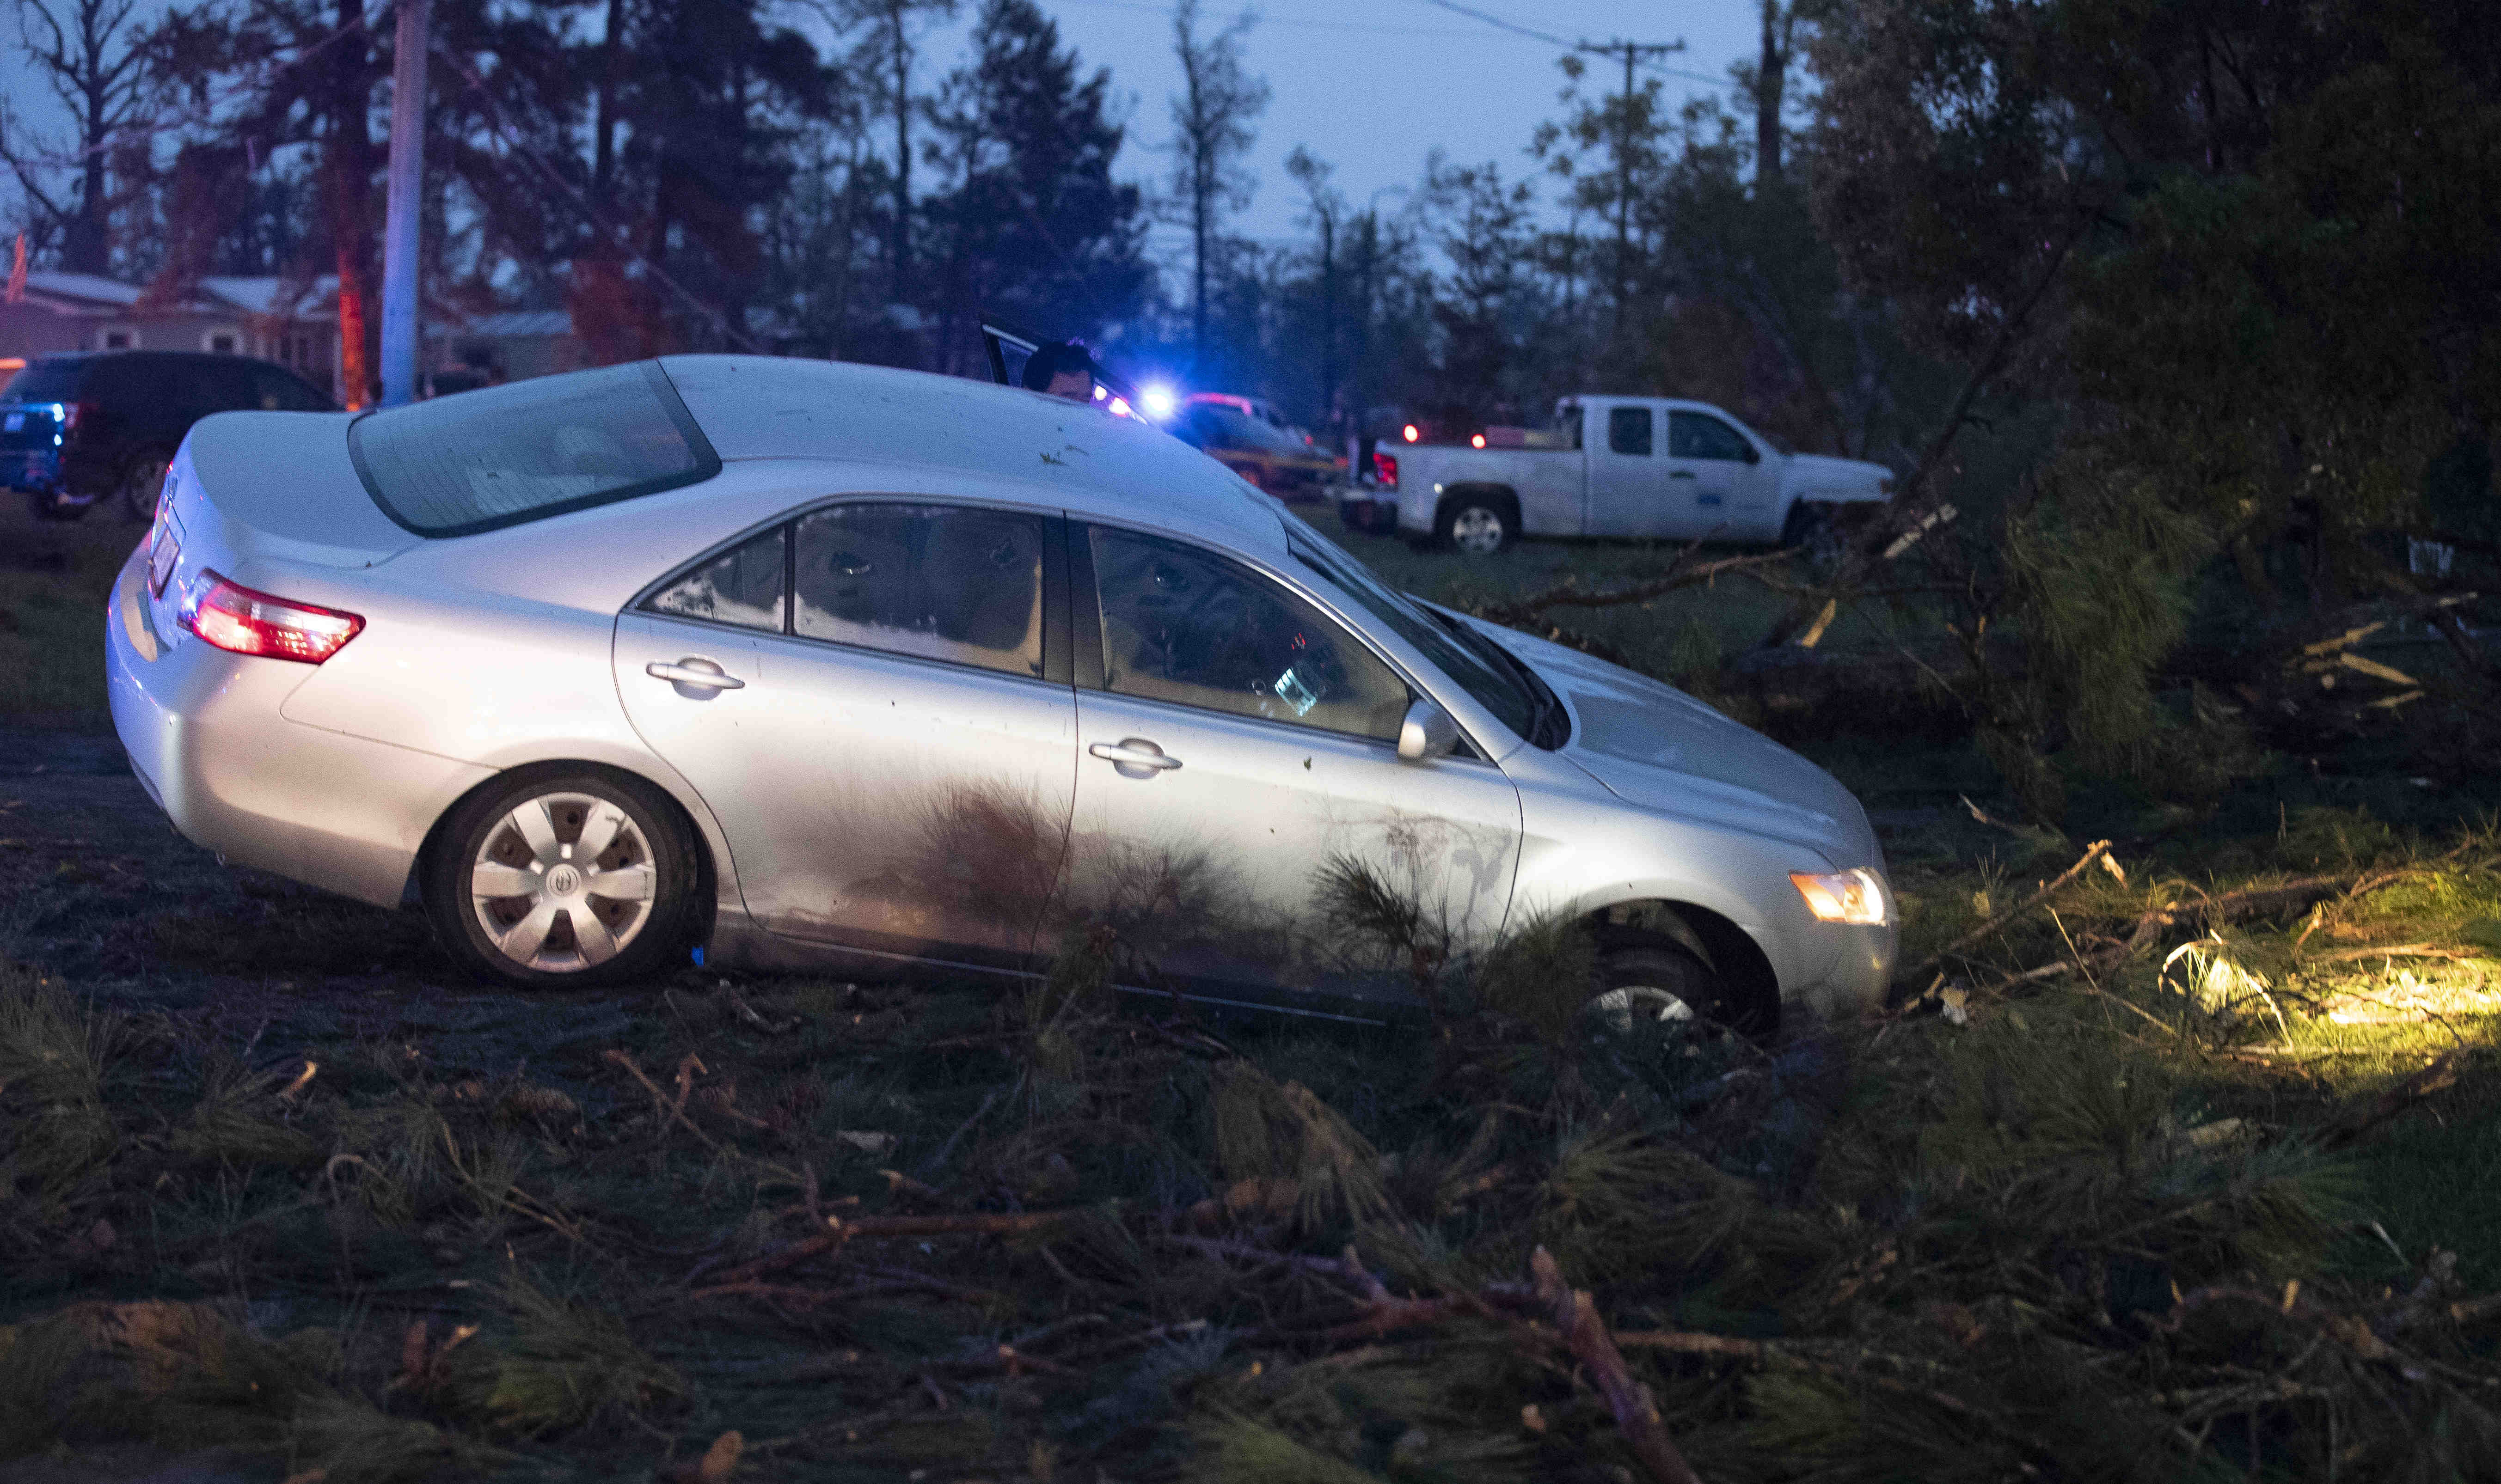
1;350;335;521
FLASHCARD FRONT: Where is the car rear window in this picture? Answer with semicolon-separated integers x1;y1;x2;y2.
1;361;86;403
348;361;718;536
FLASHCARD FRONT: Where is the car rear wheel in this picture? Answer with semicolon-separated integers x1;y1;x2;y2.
426;770;699;990
1437;496;1515;555
118;455;171;522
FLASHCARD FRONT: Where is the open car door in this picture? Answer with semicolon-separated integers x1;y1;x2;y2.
980;320;1040;390
979;317;1150;420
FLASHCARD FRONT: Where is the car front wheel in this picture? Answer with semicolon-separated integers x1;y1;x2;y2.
1583;942;1735;1044
425;769;699;989
1437;496;1515;555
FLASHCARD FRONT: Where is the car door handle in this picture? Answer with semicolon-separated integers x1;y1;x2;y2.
1089;739;1182;771
1669;471;1698;480
647;659;745;691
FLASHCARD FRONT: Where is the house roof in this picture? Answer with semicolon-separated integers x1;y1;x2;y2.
19;270;339;322
463;309;572;338
199;275;332;316
25;271;145;307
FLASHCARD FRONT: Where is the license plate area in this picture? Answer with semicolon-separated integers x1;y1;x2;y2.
147;519;181;598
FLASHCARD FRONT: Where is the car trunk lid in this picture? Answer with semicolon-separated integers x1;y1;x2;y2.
177;410;425;570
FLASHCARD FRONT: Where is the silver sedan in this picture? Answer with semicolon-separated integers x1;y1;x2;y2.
105;356;1895;1027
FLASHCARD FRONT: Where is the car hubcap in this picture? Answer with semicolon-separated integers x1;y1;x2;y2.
1451;507;1505;553
1587;985;1697;1037
468;792;656;973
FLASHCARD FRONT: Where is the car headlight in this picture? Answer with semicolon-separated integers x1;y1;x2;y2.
1791;868;1888;926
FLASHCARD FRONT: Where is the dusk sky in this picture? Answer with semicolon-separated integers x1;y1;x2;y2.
895;0;1763;250
0;0;1765;267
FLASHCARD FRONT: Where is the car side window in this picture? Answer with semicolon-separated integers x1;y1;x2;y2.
1088;525;1408;742
646;526;787;633
1669;411;1753;462
645;525;780;629
1607;407;1652;457
794;503;1046;678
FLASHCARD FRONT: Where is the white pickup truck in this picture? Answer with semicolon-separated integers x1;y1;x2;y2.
1378;397;1893;554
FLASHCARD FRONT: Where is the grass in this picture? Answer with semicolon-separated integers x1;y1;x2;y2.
0;508;133;727
2;497;2498;1479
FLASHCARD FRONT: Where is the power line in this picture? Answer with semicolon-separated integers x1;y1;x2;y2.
1041;0;1515;40
1405;0;1569;48
1405;0;1730;85
1034;0;1737;85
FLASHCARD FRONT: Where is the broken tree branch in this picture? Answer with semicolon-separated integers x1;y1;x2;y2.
1911;839;2112;979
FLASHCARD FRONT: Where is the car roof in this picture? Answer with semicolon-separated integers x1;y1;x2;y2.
34;349;300;372
660;355;1287;556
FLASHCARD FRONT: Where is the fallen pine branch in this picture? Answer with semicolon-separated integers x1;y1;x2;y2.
1910;839;2112;980
706;1208;1081;1287
1472;546;1795;627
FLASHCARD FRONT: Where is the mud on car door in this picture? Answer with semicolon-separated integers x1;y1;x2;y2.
1056;521;1521;1017
618;500;1080;974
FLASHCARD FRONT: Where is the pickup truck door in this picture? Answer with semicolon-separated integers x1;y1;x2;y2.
1584;405;1675;537
1665;411;1773;538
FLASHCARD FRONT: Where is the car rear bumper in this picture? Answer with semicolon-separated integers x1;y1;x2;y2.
105;545;493;907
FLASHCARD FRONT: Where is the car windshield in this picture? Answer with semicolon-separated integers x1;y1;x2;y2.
349;360;718;536
1200;404;1300;453
1280;512;1552;745
1;362;84;403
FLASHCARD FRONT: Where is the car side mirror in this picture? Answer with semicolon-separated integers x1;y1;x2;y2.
1743;442;1761;464
1398;698;1460;762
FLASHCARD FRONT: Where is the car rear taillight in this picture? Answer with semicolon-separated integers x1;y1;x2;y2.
60;400;98;432
180;570;363;663
1373;452;1399;489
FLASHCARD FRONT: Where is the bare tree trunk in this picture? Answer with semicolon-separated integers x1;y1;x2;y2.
1755;1;1787;185
330;0;375;409
889;0;912;306
1319;210;1337;434
593;0;624;208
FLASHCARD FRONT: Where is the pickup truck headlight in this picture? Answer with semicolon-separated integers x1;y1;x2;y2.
1791;868;1888;926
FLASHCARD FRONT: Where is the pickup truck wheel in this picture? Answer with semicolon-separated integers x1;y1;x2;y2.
1437;497;1515;555
1782;502;1845;574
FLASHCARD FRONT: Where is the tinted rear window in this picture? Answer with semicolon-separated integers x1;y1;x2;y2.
1;362;86;403
348;361;718;536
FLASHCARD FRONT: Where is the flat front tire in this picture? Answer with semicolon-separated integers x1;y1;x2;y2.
425;769;700;990
1437;497;1515;555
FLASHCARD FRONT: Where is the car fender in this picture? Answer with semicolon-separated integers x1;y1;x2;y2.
1506;765;1844;1005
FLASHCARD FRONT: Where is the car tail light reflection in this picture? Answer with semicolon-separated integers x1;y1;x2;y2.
181;570;363;663
1373;452;1398;489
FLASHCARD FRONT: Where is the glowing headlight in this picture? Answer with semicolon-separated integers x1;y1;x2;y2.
1791;868;1888;926
1140;385;1177;419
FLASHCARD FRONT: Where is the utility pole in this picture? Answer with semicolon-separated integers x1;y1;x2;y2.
379;0;432;407
1575;36;1682;344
